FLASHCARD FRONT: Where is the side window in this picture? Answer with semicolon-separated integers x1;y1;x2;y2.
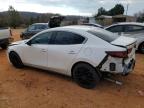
30;32;52;44
125;25;144;32
107;26;123;33
54;31;85;45
35;25;47;30
28;25;36;31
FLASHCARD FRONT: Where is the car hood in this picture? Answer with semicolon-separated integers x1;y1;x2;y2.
10;40;28;46
111;36;137;47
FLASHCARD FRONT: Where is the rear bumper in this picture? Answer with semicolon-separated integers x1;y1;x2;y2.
99;55;135;75
0;38;9;45
0;38;14;45
122;59;135;76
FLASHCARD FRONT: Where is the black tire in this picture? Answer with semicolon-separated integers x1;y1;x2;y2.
138;42;144;54
9;52;24;68
72;63;100;89
1;44;8;49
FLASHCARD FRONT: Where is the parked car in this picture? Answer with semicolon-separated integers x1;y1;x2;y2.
20;23;49;39
81;23;103;28
0;27;12;49
8;26;136;89
105;22;144;53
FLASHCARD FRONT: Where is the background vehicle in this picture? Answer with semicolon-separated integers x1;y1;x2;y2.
20;23;49;39
48;16;64;28
105;22;144;53
81;23;104;28
20;16;64;40
0;27;12;49
8;26;136;89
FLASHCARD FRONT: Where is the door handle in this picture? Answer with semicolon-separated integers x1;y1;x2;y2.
41;49;47;52
68;51;76;54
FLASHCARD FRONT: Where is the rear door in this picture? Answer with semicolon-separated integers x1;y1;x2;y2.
47;31;85;74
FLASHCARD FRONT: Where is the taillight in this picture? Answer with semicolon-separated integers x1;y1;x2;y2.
106;51;128;58
128;48;132;54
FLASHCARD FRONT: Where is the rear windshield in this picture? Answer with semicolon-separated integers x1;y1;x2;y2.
88;29;118;43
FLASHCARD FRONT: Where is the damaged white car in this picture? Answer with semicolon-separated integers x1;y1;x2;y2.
7;26;136;89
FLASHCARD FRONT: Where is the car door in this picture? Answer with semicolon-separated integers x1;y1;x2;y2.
47;31;85;74
124;25;144;38
22;32;52;68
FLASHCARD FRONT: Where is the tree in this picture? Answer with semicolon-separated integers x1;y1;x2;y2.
108;4;124;16
134;11;144;22
96;4;124;17
8;6;21;28
97;7;107;17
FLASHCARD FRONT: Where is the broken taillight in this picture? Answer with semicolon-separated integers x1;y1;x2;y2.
106;51;128;58
128;48;132;54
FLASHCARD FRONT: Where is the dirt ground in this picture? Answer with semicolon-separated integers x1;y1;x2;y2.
0;29;144;108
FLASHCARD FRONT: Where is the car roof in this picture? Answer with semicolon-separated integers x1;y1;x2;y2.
82;23;103;26
105;22;144;29
44;25;103;32
32;23;48;25
109;22;144;27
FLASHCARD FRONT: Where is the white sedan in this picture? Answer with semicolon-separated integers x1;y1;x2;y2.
105;22;144;53
7;26;136;89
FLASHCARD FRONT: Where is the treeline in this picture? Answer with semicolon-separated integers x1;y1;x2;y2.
0;6;60;28
134;11;144;22
96;4;125;17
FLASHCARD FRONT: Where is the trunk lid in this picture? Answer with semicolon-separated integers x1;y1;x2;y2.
111;36;136;47
111;36;137;58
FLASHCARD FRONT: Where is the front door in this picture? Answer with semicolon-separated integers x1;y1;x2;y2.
22;32;52;68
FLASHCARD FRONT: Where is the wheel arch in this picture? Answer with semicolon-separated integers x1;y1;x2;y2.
9;50;22;62
138;41;144;52
71;61;96;78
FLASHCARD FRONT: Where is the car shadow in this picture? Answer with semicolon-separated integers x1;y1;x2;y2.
23;66;72;82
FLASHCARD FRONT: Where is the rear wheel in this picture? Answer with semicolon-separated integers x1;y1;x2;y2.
72;63;100;89
138;42;144;54
9;52;24;68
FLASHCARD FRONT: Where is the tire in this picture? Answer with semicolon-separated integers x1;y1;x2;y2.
138;42;144;54
1;44;8;49
9;52;24;68
72;63;100;89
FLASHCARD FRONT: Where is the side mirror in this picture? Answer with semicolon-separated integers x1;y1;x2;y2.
118;32;124;36
26;40;31;46
118;32;122;35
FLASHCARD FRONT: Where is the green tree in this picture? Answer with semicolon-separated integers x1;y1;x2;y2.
108;4;124;16
96;7;108;17
95;4;124;17
8;6;21;28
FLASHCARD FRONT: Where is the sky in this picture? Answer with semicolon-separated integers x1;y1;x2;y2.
0;0;144;16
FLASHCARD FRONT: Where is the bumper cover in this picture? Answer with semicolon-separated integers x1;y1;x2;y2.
122;59;135;76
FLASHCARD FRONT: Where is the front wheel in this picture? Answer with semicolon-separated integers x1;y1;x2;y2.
72;63;100;89
138;42;144;54
9;52;24;68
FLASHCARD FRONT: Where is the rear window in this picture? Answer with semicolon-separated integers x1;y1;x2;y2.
88;29;118;43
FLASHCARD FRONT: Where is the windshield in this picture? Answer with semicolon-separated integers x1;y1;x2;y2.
88;28;119;43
